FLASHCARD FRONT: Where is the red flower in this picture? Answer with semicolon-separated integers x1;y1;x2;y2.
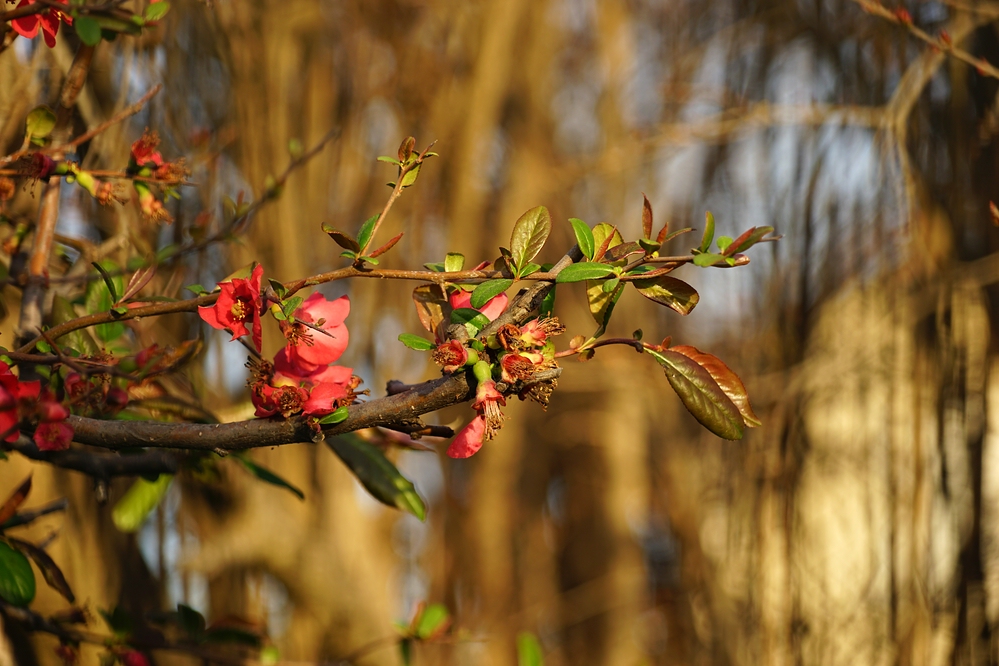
10;0;72;48
130;130;164;168
280;293;350;374
446;416;486;459
449;290;508;322
34;422;73;451
301;382;349;416
251;382;308;419
274;355;355;416
199;264;264;351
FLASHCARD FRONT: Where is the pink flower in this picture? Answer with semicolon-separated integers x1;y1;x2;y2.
449;290;508;322
199;264;264;351
447;376;507;459
302;382;349;416
11;0;72;48
518;317;565;347
280;293;350;374
34;422;73;452
447;416;485;459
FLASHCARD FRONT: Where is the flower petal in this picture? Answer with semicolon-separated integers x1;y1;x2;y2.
446;416;486;458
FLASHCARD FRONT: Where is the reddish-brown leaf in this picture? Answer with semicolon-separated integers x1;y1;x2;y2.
8;537;75;603
649;349;745;439
369;232;404;258
669;345;761;427
642;194;653;239
412;284;450;337
0;476;32;527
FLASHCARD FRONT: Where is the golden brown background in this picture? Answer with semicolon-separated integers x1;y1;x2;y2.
3;0;999;663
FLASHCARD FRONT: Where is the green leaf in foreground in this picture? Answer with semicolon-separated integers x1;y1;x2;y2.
698;210;715;253
510;206;552;274
8;537;74;603
569;218;595;260
451;308;490;336
555;263;616;283
326;435;427;520
398;333;435;351
0;540;35;607
414;603;451;639
234;454;305;500
111;474;173;533
470;279;513;309
25;106;56;139
74;16;103;45
647;349;745;440
518;632;545;666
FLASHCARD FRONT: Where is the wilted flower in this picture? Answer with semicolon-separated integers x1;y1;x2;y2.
198;264;264;351
34;422;73;451
432;340;468;373
130;130;164;168
499;351;543;384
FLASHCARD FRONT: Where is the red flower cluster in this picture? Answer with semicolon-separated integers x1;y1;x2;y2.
199;264;264;351
9;0;72;48
0;363;74;451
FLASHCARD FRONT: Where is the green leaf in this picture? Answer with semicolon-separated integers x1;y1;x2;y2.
204;624;263;647
400;162;421;188
51;295;97;355
423;262;445;272
111;474;173;533
400;638;413;666
518;632;544;666
0;540;35;607
91;261;119;303
74;15;102;45
601;276;620;293
509;206;551;275
519;262;542;277
638;238;661;253
177;603;206;639
450;308;490;336
586;280;624;332
633;275;699;315
398;333;435;351
470;279;512;309
357;214;379;251
185;284;208;296
326;436;427;520
692;253;726;267
444;253;465;273
233;454;305;499
725;225;775;255
716;236;733;253
144;0;171;21
414;603;451;639
591;223;623;260
25;106;56;139
698;211;715;253
555;263;616;283
322;224;360;252
100;606;133;637
377;155;403;166
647;349;744;440
539;288;556;318
317;406;349;425
281;296;303;320
8;537;74;603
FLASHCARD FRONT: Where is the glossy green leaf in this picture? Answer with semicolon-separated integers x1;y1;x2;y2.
234;454;305;500
601;276;620;293
647;349;744;440
698;211;715;253
326;435;427;520
0;540;35;607
398;333;434;351
8;537;74;603
633;275;699;315
356;214;378;251
471;279;512;309
414;603;451;639
555;263;615;283
568;218;594;260
450;308;490;336
510;206;551;274
400;162;421;188
25;106;56;139
444;253;465;272
716;236;733;253
668;345;761;427
74;16;102;45
111;474;173;533
591;223;623;261
518;632;544;666
144;1;171;21
317;406;349;425
692;253;726;267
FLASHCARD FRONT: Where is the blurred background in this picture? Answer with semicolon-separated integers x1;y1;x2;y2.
3;0;999;663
